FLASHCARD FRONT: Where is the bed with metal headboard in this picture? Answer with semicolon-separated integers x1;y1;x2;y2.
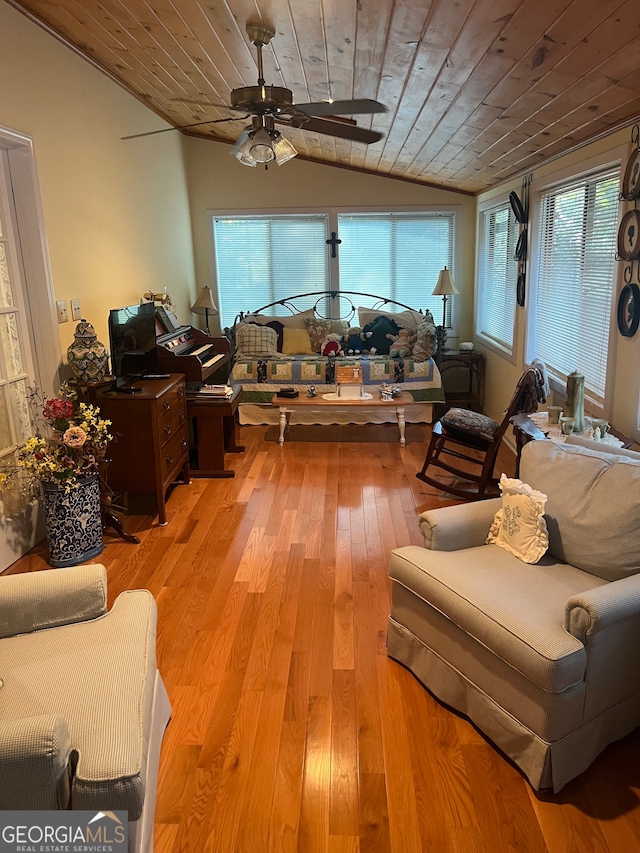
226;291;445;426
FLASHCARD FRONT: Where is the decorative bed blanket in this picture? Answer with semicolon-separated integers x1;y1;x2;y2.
231;355;445;403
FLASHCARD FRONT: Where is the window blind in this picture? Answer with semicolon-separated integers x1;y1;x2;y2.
477;202;518;352
337;212;455;324
213;215;329;327
528;168;620;404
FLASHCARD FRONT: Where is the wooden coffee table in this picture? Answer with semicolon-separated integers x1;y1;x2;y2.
272;391;414;446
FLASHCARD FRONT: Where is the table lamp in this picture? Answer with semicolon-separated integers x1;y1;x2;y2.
191;286;219;333
431;266;459;354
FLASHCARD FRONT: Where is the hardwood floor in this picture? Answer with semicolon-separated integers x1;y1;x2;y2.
8;422;640;852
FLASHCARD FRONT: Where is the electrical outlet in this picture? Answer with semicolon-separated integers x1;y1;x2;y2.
71;299;82;321
56;300;68;324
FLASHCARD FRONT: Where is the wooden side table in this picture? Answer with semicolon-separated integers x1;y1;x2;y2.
186;386;244;477
96;375;190;525
438;350;484;411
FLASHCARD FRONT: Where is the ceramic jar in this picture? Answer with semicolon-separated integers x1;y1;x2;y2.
67;320;109;382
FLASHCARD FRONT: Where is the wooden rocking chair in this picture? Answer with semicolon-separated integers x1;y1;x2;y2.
417;367;545;500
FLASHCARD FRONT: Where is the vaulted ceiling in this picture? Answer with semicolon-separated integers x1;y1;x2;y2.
8;0;640;194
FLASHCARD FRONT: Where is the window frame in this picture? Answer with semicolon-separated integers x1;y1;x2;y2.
525;150;625;416
207;205;462;330
475;194;519;362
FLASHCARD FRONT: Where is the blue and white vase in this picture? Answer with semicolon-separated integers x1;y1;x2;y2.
41;473;103;567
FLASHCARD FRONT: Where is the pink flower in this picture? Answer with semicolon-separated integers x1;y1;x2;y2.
63;426;87;448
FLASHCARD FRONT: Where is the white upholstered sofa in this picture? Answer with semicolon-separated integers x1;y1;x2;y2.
388;438;640;792
0;564;170;853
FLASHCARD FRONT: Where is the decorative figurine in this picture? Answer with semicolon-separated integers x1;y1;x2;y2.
308;385;317;398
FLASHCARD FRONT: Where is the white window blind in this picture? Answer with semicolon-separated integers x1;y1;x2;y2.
337;213;455;323
477;202;518;353
528;167;620;404
213;214;329;327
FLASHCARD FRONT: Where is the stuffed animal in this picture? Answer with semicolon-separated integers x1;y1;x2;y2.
320;333;344;357
343;326;373;355
386;327;416;358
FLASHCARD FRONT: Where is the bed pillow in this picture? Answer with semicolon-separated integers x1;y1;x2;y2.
243;308;315;329
235;323;279;357
362;315;399;355
486;474;549;564
412;314;437;361
305;318;349;353
282;327;314;355
358;307;424;332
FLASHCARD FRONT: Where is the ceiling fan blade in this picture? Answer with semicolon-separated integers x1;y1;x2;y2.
287;117;383;144
122;115;246;140
294;99;387;117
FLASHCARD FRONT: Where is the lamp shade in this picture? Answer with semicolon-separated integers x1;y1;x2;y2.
431;266;459;297
191;286;219;315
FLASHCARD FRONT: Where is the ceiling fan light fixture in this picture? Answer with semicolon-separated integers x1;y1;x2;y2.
273;134;298;165
232;133;258;166
249;127;275;163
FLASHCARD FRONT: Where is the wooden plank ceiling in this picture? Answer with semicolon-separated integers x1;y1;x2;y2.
8;0;640;194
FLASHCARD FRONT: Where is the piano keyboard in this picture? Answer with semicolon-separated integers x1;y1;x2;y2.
191;345;212;357
204;353;225;368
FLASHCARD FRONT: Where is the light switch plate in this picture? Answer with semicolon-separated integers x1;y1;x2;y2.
56;300;68;323
71;299;81;321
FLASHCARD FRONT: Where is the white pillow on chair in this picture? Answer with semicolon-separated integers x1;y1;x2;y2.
487;474;549;564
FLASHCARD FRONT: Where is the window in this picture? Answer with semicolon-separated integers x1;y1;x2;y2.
527;166;620;406
211;209;457;328
476;200;519;355
212;214;329;326
337;212;455;323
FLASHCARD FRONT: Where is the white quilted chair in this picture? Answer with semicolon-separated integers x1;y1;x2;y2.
389;438;640;791
0;564;171;852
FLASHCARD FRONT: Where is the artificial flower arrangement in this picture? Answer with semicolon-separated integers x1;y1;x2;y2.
0;385;113;493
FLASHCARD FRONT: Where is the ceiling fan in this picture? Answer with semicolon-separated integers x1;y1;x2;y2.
123;22;387;167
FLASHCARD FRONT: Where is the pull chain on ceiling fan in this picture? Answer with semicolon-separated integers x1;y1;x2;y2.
122;21;387;168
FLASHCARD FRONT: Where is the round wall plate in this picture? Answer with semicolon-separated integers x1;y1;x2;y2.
617;282;640;337
617;209;640;261
622;148;640;200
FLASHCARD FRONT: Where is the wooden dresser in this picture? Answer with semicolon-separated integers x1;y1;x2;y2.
97;374;190;524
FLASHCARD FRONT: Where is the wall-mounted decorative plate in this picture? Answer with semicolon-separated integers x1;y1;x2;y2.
515;228;528;261
622;148;640;200
617;209;640;261
617;282;640;337
509;190;526;224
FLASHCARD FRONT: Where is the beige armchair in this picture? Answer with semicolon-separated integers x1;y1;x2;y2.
388;439;640;792
0;564;171;853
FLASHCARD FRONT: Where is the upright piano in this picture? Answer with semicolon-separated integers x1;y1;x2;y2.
156;326;230;385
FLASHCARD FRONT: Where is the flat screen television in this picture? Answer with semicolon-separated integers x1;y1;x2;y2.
108;302;157;378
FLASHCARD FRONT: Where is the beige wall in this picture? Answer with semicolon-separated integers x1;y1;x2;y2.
183;136;476;338
476;128;640;444
0;1;195;359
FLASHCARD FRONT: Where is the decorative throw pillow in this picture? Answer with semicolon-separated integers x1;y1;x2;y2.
282;327;314;355
244;320;285;351
362;315;399;355
412;313;438;361
441;407;500;443
235;323;278;357
486;474;549;564
305;318;348;352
